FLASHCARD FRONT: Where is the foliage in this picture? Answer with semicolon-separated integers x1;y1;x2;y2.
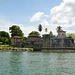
23;37;28;41
38;24;42;32
0;31;11;44
56;26;62;31
67;33;75;40
29;31;40;36
9;25;24;37
49;31;56;38
45;28;48;33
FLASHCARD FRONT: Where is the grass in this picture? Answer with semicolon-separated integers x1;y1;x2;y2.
0;45;13;49
0;45;33;51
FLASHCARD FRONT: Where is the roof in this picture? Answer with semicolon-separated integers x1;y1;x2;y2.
0;42;3;44
13;36;22;39
28;35;40;38
57;30;66;33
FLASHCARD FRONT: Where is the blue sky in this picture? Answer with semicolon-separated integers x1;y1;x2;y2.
0;0;62;24
0;0;75;36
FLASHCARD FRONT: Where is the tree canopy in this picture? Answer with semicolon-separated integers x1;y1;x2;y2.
9;25;24;37
29;31;40;36
0;31;10;44
67;33;75;40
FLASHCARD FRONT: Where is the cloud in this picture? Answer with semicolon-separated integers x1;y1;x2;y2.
18;25;38;36
0;16;13;34
41;20;49;26
1;0;75;36
30;12;44;22
30;0;75;35
0;17;38;37
50;0;75;28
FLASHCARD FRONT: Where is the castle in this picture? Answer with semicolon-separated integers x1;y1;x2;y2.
11;30;74;50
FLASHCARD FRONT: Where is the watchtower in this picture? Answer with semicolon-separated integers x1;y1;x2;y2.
57;31;66;38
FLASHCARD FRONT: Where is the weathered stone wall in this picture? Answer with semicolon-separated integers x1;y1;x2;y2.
11;33;75;49
50;38;74;47
50;38;62;47
42;34;50;48
21;36;42;48
33;39;42;48
11;38;23;47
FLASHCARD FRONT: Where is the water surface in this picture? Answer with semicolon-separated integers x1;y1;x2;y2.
0;51;75;75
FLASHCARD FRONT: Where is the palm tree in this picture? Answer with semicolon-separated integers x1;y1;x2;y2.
45;28;48;33
56;26;62;32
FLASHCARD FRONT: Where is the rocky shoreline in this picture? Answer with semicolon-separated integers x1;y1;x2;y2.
0;48;33;51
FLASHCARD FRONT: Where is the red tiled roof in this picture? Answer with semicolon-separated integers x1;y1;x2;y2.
58;30;66;32
13;36;22;39
0;42;3;44
28;35;40;38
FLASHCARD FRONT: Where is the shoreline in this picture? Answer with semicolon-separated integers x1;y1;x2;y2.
0;45;75;52
0;47;33;51
0;47;75;53
42;49;75;53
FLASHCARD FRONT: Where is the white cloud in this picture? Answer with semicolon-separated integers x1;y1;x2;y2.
50;0;75;28
0;17;13;34
0;23;38;37
19;25;38;36
30;0;75;35
30;12;44;22
1;0;75;36
41;20;49;26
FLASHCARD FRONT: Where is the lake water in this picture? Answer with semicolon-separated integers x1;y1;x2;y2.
0;51;75;75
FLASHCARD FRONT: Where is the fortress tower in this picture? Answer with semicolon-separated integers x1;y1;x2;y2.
57;30;66;38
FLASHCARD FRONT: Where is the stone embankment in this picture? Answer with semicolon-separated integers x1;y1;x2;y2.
33;47;75;52
0;48;33;51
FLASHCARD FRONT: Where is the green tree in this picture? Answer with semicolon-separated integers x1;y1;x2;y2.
0;31;10;44
38;24;42;36
67;33;75;40
45;28;48;33
9;25;24;37
29;31;40;36
38;24;42;32
56;26;62;31
23;37;28;41
50;31;54;38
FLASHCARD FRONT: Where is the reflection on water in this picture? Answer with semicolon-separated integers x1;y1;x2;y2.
0;51;75;75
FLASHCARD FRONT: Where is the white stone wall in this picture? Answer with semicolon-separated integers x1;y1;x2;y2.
58;31;66;38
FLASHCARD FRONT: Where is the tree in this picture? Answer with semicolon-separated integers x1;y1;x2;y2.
23;37;28;41
56;26;62;31
50;31;53;38
67;33;75;40
29;31;40;36
49;31;56;38
45;28;48;33
9;25;24;37
0;31;10;44
38;24;42;32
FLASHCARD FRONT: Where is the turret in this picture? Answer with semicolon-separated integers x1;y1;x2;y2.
57;30;66;38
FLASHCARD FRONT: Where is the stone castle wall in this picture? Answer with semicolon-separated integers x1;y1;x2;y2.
11;31;75;48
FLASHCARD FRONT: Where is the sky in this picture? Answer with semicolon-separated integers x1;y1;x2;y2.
0;0;75;36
